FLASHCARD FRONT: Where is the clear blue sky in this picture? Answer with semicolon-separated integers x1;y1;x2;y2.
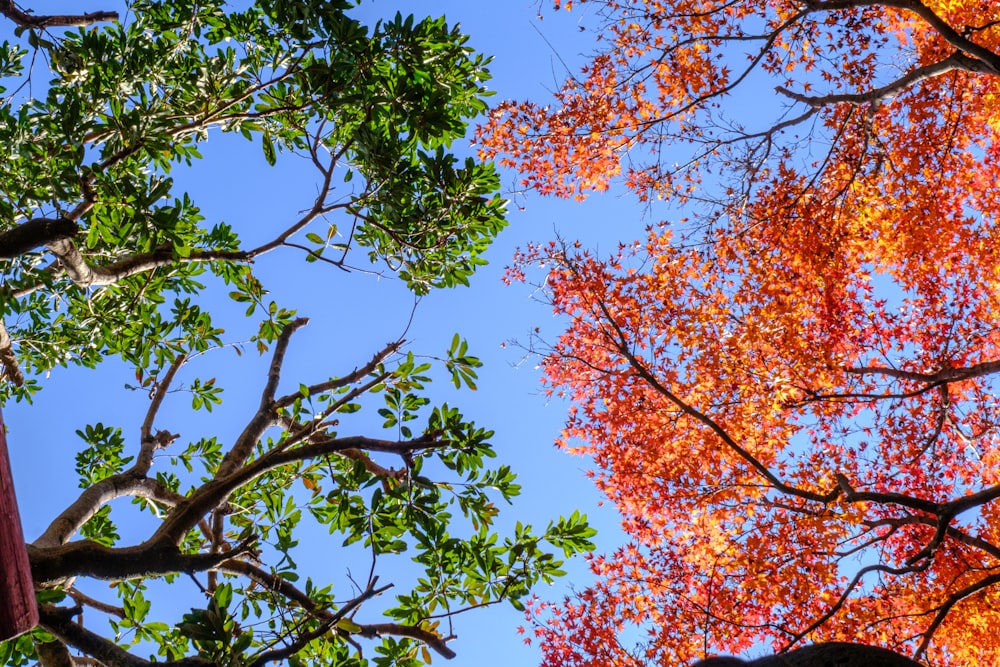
3;1;659;665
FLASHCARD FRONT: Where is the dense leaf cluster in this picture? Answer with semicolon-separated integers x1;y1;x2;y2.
0;1;594;665
0;0;507;398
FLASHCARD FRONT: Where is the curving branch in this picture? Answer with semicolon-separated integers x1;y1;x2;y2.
32;471;185;550
275;412;408;482
0;217;78;260
786;557;934;647
846;358;1000;384
66;588;125;618
33;355;188;549
42;239;251;289
915;571;1000;659
584;280;837;504
151;431;444;550
272;339;403;411
775;51;984;108
803;0;1000;74
356;624;457;660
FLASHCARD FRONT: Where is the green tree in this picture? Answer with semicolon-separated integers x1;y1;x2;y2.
0;0;506;394
0;1;595;664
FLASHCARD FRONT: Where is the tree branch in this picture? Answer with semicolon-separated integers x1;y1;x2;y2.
846;358;1000;384
357;624;457;660
42;239;251;289
151;432;443;549
0;1;117;28
804;0;1000;74
915;571;1000;660
213;317;309;480
272;339;403;411
39;604;212;667
29;535;255;585
140;353;187;451
776;51;979;108
34;638;75;667
586;283;835;504
32;472;186;549
0;317;24;386
66;588;125;618
0;217;78;260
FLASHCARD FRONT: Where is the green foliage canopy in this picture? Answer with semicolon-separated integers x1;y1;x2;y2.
0;0;507;397
0;1;595;665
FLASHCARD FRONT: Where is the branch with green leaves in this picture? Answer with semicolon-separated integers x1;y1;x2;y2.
0;0;507;402
15;319;595;666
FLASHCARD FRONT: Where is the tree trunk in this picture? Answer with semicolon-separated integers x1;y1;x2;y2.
0;408;37;640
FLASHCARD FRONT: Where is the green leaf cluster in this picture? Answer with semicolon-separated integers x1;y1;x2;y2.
0;0;507;399
0;2;596;665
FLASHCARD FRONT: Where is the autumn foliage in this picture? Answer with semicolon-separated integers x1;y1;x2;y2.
480;0;1000;665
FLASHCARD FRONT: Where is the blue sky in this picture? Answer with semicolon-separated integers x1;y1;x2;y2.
3;1;660;665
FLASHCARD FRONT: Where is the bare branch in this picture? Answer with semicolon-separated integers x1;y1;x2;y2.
42;240;251;289
140;353;188;445
0;0;117;28
357;624;457;660
66;588;125;618
213;317;309;481
242;155;342;259
29;535;256;584
33;474;187;549
272;339;402;411
0;217;78;259
776;51;980;108
33;355;200;548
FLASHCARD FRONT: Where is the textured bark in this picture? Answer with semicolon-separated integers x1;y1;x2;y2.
0;217;78;260
0;0;117;28
691;642;924;666
0;408;38;640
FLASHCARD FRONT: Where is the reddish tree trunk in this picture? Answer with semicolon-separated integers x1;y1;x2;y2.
0;408;37;640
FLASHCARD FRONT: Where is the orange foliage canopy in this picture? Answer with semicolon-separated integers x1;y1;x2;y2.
480;0;1000;665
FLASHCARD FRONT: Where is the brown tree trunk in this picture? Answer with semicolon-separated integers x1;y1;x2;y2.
0;408;37;640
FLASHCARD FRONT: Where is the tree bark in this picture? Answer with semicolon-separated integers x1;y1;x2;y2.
0;217;78;260
0;408;38;640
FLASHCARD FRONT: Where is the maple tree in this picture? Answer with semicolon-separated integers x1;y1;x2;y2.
480;0;1000;665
